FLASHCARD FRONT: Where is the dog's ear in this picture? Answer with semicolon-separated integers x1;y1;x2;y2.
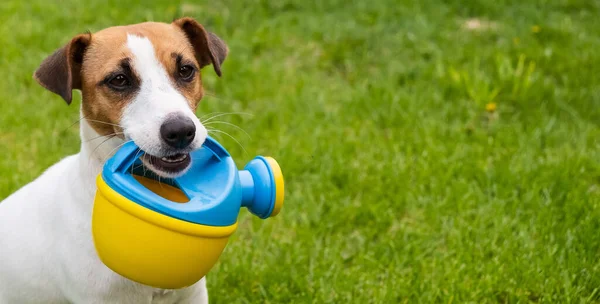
34;33;91;105
173;17;228;77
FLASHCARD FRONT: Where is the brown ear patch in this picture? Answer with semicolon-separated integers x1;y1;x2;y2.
173;17;228;77
34;33;91;104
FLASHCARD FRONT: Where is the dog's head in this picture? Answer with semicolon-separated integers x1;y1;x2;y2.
34;18;227;177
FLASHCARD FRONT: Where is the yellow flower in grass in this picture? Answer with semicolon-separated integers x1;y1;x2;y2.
532;25;541;33
486;102;497;113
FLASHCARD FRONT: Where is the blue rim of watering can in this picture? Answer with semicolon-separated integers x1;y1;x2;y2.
101;137;242;227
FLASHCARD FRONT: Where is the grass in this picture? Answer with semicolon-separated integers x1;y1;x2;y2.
1;0;600;302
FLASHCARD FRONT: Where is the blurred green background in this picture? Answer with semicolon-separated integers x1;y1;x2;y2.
1;0;600;303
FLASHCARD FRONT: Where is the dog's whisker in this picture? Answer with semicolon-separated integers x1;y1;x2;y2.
85;119;123;128
198;111;240;122
90;135;116;158
130;148;144;176
157;175;166;190
62;112;92;133
84;132;124;143
100;139;133;164
134;142;159;180
198;111;223;121
136;139;165;184
203;91;218;98
207;129;248;155
131;163;145;171
134;142;151;163
88;135;117;169
203;121;252;139
200;112;253;124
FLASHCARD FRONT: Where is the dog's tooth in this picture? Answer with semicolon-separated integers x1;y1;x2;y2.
158;154;188;163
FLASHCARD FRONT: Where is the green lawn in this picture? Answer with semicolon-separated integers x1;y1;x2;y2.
1;0;600;303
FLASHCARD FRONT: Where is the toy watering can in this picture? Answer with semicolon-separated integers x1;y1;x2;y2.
92;137;284;289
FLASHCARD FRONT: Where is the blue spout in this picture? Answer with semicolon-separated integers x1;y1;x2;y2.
239;170;254;206
240;156;282;219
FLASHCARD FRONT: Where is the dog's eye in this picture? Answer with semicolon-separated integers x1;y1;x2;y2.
108;74;130;89
178;65;195;81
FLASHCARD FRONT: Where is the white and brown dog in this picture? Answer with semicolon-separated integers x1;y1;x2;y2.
0;18;227;303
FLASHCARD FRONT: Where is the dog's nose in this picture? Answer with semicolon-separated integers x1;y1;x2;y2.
160;117;196;149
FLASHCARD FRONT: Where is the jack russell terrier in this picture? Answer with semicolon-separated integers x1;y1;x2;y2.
0;18;228;303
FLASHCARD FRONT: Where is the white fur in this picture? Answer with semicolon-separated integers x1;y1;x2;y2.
122;34;207;158
0;35;209;303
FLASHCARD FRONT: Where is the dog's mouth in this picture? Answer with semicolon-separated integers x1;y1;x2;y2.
141;152;192;177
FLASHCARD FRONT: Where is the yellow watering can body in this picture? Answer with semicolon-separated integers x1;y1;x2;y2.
92;137;284;289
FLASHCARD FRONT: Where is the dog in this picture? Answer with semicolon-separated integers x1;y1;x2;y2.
0;17;227;303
